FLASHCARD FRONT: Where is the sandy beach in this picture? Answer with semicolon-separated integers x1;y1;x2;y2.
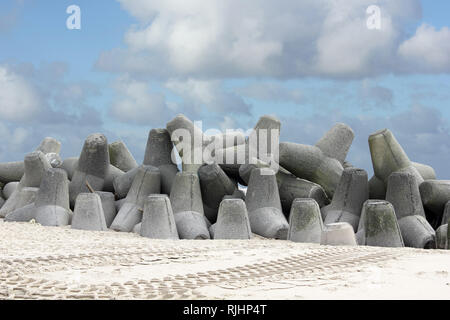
0;218;449;300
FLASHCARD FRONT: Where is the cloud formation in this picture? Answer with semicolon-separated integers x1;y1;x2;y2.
95;0;448;79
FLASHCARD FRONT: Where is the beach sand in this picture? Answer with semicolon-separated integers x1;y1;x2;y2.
0;218;449;300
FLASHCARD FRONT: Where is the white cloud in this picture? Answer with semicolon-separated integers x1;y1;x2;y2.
95;0;450;79
110;76;170;125
235;82;303;104
165;78;251;116
0;66;41;122
398;24;450;72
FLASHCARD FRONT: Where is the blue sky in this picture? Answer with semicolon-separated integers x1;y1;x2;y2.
0;0;449;178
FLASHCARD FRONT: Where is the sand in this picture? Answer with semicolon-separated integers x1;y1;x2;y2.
0;218;449;300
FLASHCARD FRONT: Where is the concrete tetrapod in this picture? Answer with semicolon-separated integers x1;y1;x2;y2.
0;151;51;218
321;222;357;246
110;165;161;232
170;172;210;240
239;159;329;214
315;123;354;165
288;199;324;244
322;168;368;231
385;172;435;248
198;163;236;223
2;182;19;200
279;142;343;198
140;195;179;239
113;166;140;199
245;168;289;239
4;188;39;222
247;115;280;163
96;191;117;228
441;201;450;227
109;141;138;172
166;114;205;173
419;180;450;221
71;193;107;231
34;168;71;226
357;200;404;247
143;128;179;195
368;129;423;199
214;199;252;240
69;134;110;207
0;137;61;184
435;224;448;249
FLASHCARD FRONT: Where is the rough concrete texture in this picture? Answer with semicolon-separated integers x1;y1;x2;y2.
34;168;71;227
322;168;368;231
247;115;280;162
398;215;436;249
46;153;62;168
369;129;423;189
0;151;51;218
419;180;450;217
223;189;246;201
315;123;354;165
288;199;324;243
442;201;450;227
435;224;448;249
321;222;357;246
140;194;179;239
239;159;329;214
71;193;107;231
5;188;39;222
170;172;210;239
358;200;404;248
143;128;179;195
166;114;205;173
214;199;252;240
386;172;425;220
198;163;236;223
113;166;140;199
109;141;138;172
245;168;288;239
412;162;436;180
279;142;343;198
2;182;20;200
110;165;161;232
69;134;110;207
96;191;117;228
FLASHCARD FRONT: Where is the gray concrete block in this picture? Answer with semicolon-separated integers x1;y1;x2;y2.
0;151;51;218
246;168;288;239
3;182;20;200
386;172;425;220
358;200;404;248
398;215;436;249
198;163;236;223
288;199;324;243
71;193;107;231
214;199;251;240
315;123;354;165
321;222;357;246
369;129;423;190
368;175;386;200
96;191;116;228
436;224;448;249
110;165;161;232
109;141;138;172
412;162;436;180
166;114;205;173
170;172;210;239
143;128;179;195
69;134;110;207
279;142;343;198
322;168;368;231
140;195;179;239
113;166;140;199
420;180;450;217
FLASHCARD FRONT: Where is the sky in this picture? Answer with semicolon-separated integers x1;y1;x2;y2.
0;0;449;178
